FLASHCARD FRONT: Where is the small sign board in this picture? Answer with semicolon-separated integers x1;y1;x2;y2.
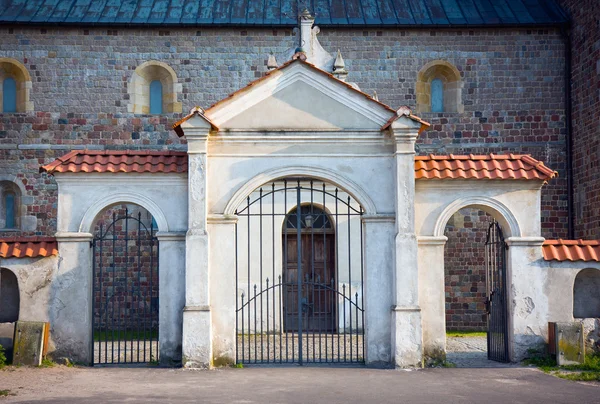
12;321;50;366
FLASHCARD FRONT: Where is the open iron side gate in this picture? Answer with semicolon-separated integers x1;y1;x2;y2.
92;208;159;365
485;220;510;363
235;179;365;365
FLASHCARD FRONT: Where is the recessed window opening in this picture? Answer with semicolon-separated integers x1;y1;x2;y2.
431;78;443;113
3;77;17;112
150;80;163;114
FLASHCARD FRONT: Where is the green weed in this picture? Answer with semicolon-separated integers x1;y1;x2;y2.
0;345;6;369
446;330;487;338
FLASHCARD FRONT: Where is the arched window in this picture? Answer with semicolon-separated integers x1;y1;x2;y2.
128;60;181;115
0;181;21;230
573;268;600;318
430;78;443;113
416;60;463;114
3;77;17;112
149;80;163;114
0;58;33;113
0;268;20;323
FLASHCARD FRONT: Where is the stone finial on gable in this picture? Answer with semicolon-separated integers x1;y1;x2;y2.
267;53;278;70
397;105;412;116
332;49;348;82
372;91;379;101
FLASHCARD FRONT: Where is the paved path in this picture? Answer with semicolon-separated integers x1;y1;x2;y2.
0;365;598;403
446;336;518;368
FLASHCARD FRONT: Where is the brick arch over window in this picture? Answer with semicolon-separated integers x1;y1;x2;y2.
416;60;463;114
0;58;33;113
128;60;182;114
573;268;600;318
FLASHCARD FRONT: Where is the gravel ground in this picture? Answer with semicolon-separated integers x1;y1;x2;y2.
1;365;599;403
446;336;519;368
237;333;364;363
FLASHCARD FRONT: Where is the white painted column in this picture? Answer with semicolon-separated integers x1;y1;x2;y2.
506;237;547;362
418;236;447;359
53;232;93;364
362;215;395;366
156;231;186;365
207;215;238;365
182;125;212;368
390;123;423;367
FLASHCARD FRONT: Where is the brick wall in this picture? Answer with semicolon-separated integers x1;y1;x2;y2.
0;25;569;239
444;208;492;331
558;0;600;239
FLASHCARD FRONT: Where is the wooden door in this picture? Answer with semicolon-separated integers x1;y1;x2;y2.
283;233;336;332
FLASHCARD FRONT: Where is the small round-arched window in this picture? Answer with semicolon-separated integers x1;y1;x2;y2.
573;268;600;318
0;181;21;230
416;60;463;114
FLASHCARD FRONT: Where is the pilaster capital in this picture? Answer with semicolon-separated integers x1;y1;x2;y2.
505;237;546;247
55;232;93;242
417;236;448;246
207;214;239;224
155;231;186;241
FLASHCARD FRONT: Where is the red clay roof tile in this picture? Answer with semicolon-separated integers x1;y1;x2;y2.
40;150;188;174
542;239;600;262
0;237;58;258
414;154;557;181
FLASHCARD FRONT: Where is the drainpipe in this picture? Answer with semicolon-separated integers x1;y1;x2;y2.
561;25;574;239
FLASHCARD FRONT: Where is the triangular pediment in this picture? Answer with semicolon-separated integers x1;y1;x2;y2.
205;61;396;131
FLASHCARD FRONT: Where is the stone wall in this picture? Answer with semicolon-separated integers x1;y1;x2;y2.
558;0;600;239
0;25;568;240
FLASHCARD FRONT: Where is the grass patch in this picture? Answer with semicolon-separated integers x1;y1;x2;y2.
446;330;487;338
38;357;56;368
0;345;6;369
93;330;158;342
0;390;15;397
525;351;600;382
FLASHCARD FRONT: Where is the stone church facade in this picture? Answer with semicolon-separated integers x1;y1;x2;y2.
0;0;599;368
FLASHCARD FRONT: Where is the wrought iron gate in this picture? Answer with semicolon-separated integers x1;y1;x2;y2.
484;220;509;362
92;208;159;365
235;179;365;365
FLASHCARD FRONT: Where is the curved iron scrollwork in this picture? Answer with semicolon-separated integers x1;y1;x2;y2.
92;207;159;365
235;178;365;365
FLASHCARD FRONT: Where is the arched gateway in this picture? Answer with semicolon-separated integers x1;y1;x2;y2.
234;178;364;364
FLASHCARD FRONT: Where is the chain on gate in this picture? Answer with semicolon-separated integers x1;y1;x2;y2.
484;220;510;363
235;179;365;365
92;208;159;365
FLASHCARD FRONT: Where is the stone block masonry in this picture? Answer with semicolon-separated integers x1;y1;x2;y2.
0;26;568;240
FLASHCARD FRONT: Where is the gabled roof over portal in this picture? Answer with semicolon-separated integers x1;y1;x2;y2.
173;58;428;135
0;0;568;27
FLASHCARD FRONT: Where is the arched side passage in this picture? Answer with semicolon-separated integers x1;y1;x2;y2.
79;192;169;233
0;268;20;323
223;166;377;216
433;196;521;239
573;268;600;318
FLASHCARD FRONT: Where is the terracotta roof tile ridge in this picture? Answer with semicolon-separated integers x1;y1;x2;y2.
0;236;57;243
543;239;600;246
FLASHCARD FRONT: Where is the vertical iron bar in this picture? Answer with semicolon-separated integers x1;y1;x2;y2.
259;188;264;363
296;182;303;365
360;207;365;362
272;183;276;363
284;180;288;363
137;213;142;363
266;277;270;362
343;283;346;361
310;182;315;363
247;196;251;362
111;212;116;364
99;225;105;363
347;197;352;363
123;209;128;363
355;293;359;362
335;189;339;362
235;220;239;364
149;219;154;363
241;292;245;363
254;284;257;363
322;183;327;362
94;228;99;364
279;274;282;363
